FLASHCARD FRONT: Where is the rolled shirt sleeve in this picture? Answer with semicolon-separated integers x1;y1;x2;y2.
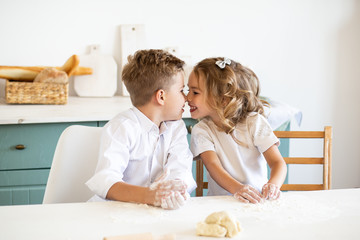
165;120;197;193
86;120;131;199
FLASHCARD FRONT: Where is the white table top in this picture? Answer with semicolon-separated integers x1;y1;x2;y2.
0;189;359;240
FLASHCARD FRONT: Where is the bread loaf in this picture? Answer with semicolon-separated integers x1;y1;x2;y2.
34;67;68;83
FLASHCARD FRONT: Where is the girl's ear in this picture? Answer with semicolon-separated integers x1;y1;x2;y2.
155;89;166;105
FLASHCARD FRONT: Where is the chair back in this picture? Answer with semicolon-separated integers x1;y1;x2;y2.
275;126;332;191
43;125;102;204
195;126;332;196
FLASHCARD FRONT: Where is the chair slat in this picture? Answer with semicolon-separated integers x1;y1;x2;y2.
284;157;324;164
274;131;324;138
280;184;324;191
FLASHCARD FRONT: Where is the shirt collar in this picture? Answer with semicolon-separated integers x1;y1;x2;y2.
132;107;168;135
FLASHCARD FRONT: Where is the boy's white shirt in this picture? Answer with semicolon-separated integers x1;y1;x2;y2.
190;113;279;196
86;107;196;200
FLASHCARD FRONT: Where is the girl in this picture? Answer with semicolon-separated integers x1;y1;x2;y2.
188;57;287;204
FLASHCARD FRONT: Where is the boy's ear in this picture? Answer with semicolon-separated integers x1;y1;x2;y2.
155;89;166;105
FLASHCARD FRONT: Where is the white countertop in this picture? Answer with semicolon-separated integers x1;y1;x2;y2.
0;96;192;125
0;96;300;129
0;189;359;240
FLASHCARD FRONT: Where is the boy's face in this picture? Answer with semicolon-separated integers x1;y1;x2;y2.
187;71;217;121
163;72;186;121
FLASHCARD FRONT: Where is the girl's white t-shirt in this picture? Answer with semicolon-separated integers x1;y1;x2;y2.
190;113;279;196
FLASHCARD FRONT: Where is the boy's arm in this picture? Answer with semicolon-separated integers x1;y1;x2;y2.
107;175;189;209
200;150;262;203
106;182;155;205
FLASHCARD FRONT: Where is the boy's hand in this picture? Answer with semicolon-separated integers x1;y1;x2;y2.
262;183;280;200
151;181;189;210
233;184;263;204
158;191;190;210
150;169;189;209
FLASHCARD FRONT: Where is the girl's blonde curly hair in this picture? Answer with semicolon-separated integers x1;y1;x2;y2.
193;57;268;143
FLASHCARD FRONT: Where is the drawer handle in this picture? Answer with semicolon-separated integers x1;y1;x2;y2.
15;144;26;150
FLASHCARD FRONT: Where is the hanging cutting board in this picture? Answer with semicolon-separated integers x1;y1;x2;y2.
74;45;117;97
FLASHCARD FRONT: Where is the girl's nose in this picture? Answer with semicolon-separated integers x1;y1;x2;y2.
182;92;187;101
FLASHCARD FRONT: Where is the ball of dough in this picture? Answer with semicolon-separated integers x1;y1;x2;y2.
205;211;241;237
196;222;227;237
196;211;241;238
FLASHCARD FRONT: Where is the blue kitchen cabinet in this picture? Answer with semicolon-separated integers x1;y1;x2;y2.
0;119;198;205
0;122;98;206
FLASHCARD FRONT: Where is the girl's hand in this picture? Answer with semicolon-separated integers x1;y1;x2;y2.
233;184;263;204
262;183;281;200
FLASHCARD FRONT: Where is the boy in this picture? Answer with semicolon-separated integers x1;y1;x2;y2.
86;49;196;210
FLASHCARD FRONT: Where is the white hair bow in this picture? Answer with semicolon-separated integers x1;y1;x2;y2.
215;58;231;69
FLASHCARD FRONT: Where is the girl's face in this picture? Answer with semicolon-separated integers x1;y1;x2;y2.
187;71;219;122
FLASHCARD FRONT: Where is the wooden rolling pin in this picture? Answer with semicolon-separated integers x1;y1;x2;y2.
104;233;175;240
0;55;93;81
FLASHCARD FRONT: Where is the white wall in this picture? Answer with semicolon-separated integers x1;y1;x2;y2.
0;0;359;188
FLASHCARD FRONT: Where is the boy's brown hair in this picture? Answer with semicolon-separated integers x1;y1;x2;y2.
122;49;185;107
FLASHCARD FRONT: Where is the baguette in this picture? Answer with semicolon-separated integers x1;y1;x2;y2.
0;66;92;81
0;54;93;81
60;54;80;76
0;66;42;81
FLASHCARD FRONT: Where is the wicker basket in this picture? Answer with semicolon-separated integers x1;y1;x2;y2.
5;80;68;104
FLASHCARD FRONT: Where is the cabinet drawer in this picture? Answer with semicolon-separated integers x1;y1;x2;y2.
0;169;49;205
0;169;50;187
0;122;97;170
0;186;46;205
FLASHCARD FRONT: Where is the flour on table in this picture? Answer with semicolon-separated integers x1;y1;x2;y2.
234;194;341;223
109;202;169;224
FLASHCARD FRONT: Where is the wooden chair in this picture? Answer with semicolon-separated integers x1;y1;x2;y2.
195;126;332;196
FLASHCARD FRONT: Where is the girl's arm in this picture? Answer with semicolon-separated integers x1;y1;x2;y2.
262;144;287;199
200;150;263;203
